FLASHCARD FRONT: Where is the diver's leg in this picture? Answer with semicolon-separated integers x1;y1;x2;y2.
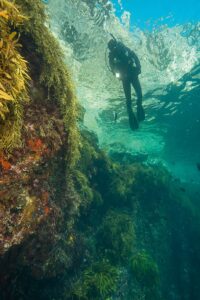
131;76;145;122
122;80;138;130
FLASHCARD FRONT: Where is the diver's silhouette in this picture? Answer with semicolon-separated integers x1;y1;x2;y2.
108;39;145;130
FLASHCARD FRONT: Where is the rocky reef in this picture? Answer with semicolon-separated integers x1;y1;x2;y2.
0;1;200;300
0;0;80;292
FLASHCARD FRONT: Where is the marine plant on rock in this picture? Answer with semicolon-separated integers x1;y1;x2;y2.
131;251;159;287
97;210;135;264
0;0;30;151
131;251;160;299
0;0;81;291
70;259;120;299
15;0;80;166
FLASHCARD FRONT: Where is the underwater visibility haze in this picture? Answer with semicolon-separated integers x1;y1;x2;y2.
0;0;200;299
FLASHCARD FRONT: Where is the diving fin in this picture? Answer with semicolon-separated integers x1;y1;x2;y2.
137;105;145;122
128;111;139;130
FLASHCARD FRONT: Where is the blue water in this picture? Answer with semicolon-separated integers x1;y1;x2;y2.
113;0;200;29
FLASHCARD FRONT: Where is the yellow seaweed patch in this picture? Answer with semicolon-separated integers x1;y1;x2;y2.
0;0;30;151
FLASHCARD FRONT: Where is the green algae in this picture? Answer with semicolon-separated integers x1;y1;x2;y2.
15;0;80;166
97;210;135;264
131;252;159;283
71;259;120;299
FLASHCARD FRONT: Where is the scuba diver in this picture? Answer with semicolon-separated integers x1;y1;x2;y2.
108;38;145;130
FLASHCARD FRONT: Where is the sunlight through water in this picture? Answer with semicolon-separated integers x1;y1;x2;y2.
47;0;200;186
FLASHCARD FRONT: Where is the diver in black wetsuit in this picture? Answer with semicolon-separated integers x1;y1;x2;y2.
108;39;145;130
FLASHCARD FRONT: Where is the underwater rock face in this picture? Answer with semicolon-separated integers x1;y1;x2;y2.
0;98;65;272
0;0;80;293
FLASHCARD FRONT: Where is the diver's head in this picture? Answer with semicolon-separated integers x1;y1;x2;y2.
108;39;117;50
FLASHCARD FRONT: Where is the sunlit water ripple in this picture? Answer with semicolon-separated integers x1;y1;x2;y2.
47;0;200;187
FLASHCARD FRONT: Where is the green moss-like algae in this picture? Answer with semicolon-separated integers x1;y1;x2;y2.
15;0;80;166
71;259;120;299
131;251;160;299
98;210;135;264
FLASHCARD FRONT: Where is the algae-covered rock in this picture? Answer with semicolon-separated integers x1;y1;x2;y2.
15;0;80;166
97;210;135;264
0;0;81;290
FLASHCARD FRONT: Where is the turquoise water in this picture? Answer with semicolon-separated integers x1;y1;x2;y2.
47;0;200;188
113;0;200;29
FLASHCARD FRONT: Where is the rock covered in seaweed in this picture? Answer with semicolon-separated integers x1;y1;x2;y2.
0;0;81;288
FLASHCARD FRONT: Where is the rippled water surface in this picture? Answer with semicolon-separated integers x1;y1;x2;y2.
47;0;200;186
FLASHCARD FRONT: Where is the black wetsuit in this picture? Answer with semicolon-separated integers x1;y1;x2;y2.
108;42;144;129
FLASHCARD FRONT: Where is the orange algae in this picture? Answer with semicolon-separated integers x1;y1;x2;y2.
27;138;45;153
0;156;11;170
44;206;50;215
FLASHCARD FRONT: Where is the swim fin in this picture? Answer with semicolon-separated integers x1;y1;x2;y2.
128;111;139;130
137;104;145;122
